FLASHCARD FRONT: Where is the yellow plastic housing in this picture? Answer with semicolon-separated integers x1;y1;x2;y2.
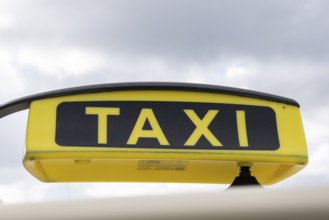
23;90;308;184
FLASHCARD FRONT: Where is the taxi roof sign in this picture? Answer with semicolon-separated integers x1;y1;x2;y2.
0;82;308;184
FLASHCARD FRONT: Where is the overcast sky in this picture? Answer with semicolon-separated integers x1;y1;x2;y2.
1;0;329;204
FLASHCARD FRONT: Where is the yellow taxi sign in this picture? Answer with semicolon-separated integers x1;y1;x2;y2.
0;83;308;184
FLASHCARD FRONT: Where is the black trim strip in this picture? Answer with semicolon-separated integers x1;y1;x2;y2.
0;82;299;118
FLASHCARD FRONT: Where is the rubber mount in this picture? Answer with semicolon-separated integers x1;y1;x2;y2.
228;166;263;188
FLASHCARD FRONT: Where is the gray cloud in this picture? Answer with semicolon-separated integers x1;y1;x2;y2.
3;0;329;62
